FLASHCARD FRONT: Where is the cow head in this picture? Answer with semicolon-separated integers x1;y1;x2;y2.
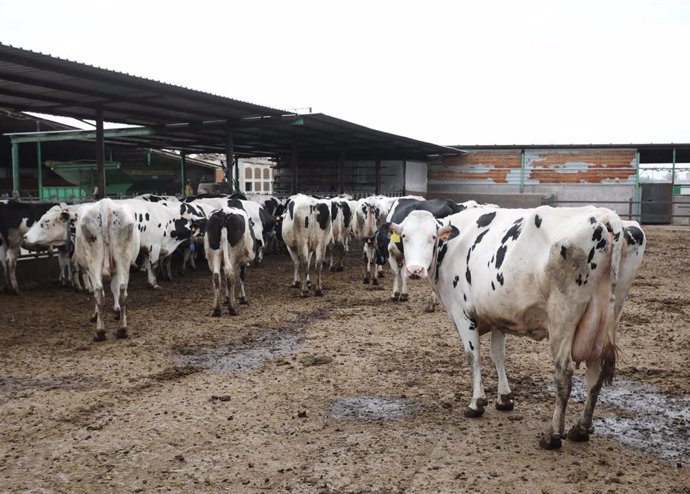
390;211;458;280
23;204;74;247
372;224;392;266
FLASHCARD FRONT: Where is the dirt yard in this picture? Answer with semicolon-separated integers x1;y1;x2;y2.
1;226;688;493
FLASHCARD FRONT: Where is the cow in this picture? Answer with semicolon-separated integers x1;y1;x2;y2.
23;203;91;291
204;207;256;316
281;194;332;296
327;198;353;271
0;200;57;294
375;199;488;308
135;193;180;203
73;198;140;341
117;199;206;288
389;205;645;450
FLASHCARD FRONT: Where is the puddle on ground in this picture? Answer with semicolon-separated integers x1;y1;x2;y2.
330;396;422;421
172;329;303;373
548;376;689;465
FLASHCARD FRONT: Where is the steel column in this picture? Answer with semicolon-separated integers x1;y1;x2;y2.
402;160;407;195
375;159;381;195
180;151;187;196
339;149;345;194
95;106;105;198
11;141;20;197
672;147;676;188
519;149;526;193
225;127;235;192
291;144;299;195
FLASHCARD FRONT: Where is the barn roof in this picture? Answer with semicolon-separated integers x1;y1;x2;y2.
0;43;458;160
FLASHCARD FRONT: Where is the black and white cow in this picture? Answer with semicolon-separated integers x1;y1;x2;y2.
281;194;332;296
375;199;487;307
73;198;140;341
204;207;256;316
0;200;57;294
327;198;353;271
389;206;645;450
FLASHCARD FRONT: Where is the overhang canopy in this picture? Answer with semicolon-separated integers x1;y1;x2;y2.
0;43;458;160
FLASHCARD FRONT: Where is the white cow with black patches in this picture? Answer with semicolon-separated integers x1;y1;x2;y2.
281;194;332;296
204;207;256;316
391;206;645;450
73;199;140;341
326;198;354;272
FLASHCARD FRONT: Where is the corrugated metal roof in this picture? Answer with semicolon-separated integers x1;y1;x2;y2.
0;43;457;160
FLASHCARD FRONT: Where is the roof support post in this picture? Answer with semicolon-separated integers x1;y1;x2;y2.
11;140;20;198
225;127;235;193
339;149;345;194
402;160;407;195
95;106;106;198
36;139;43;200
291;144;299;195
180;151;187;196
519;149;526;193
375;159;381;195
672;147;676;188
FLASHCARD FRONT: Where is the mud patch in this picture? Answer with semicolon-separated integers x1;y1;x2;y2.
172;329;304;373
0;375;103;405
330;396;422;421
552;377;690;465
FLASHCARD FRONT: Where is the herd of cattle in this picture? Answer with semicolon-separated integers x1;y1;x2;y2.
0;192;648;450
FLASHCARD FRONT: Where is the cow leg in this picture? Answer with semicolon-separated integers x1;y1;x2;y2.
423;290;437;311
377;264;384;278
452;311;486;417
362;245;373;284
111;276;121;321
57;248;69;287
567;359;604;442
93;285;107;341
389;257;400;301
143;256;159;289
225;267;238;315
162;256;173;281
207;251;222;316
238;265;248;304
300;254;310;297
540;339;574;450
314;248;325;296
6;247;20;294
286;246;300;288
337;243;345;271
113;269;129;339
490;329;514;411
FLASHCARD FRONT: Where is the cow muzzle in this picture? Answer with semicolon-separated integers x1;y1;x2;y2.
405;265;427;280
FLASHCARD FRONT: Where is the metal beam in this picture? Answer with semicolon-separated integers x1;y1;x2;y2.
375;159;381;195
95;106;105;198
180;152;187;196
11;141;20;197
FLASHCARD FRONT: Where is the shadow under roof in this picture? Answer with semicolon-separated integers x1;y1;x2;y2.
0;43;458;160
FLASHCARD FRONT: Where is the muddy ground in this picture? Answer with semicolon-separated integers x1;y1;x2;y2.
0;226;688;493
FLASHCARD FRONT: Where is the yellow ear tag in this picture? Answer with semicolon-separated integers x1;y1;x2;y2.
390;232;401;244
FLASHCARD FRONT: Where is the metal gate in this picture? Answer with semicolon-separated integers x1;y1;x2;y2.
641;183;673;224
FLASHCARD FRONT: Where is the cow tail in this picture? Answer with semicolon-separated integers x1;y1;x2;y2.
601;213;623;385
101;201;113;279
221;221;232;270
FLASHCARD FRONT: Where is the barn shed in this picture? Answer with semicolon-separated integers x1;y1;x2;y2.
429;144;690;225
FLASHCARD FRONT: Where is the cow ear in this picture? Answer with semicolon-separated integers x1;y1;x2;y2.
438;224;459;242
389;223;401;236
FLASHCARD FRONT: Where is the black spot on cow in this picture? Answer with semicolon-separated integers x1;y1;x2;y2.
341;202;352;228
225;213;247;247
205;213;224;250
435;242;450;282
495;244;508;269
476;211;496;228
316;203;330;230
158;223;161;228
227;198;244;210
138;213;143;223
453;275;459;288
463;293;467;302
468;318;477;331
491;281;496;291
596;238;607;251
469;342;475;351
592;225;604;242
170;218;193;240
465;266;472;285
625;225;645;246
496;272;504;286
145;212;150;221
501;222;522;244
560;245;567;260
288;200;295;220
590;263;597;270
534;214;542;228
587;247;595;263
330;202;338;221
473;229;489;247
589;217;596;224
575;274;584;286
304;216;309;228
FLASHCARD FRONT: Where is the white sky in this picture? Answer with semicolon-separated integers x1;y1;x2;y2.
2;0;689;146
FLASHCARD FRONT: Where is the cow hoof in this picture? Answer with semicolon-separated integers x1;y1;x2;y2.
336;266;344;272
495;399;514;411
115;328;128;339
372;278;379;286
378;272;384;278
476;397;488;407
391;292;400;302
113;309;121;321
211;308;221;317
567;425;590;442
93;331;106;342
363;278;370;284
89;313;98;323
399;294;409;302
300;291;309;298
424;305;435;313
239;297;248;305
291;282;300;289
150;285;160;290
464;406;485;418
329;266;337;272
223;297;230;306
228;308;238;316
314;288;323;296
540;434;562;450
